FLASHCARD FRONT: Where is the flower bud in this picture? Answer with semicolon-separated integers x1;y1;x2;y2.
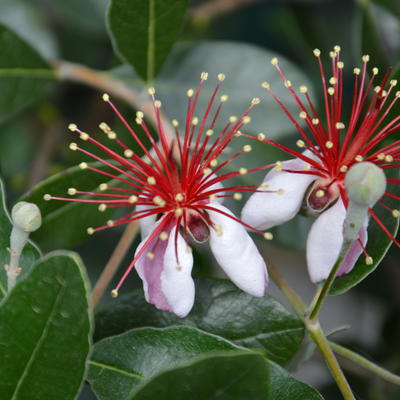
345;162;386;207
11;202;42;233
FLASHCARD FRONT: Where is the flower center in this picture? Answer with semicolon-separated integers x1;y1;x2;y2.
306;179;340;213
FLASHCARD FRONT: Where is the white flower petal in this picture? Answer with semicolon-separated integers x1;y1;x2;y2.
205;173;225;203
241;157;318;230
307;199;368;283
208;202;268;297
136;204;157;239
161;227;195;317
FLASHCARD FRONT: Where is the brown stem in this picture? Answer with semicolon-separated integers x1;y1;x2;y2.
91;221;139;309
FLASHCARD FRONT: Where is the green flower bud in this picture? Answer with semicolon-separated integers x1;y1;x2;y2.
11;201;42;233
345;162;386;207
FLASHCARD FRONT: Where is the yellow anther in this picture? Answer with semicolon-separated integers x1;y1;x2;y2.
365;256;373;265
210;159;218;167
79;162;88;170
176;265;183;271
353;68;361;75
271;57;279;65
79;132;89;141
206;129;214;136
296;139;305;148
87;227;94;235
312;118;320;125
200;71;208;80
154;100;162;108
263;232;273;240
374;86;381;93
153;196;165;206
299;85;308;94
192;117;199;125
284;80;292;88
107;220;114;227
187;89;194;97
328;87;335;96
209;194;217;201
136;111;144;119
175;193;184;202
243;145;252;152
147;176;156;185
68;188;77;195
334;45;341;52
304;163;311;170
99;183;108;191
251;97;260;105
68;123;77;131
355;155;364;162
129;195;138;204
372;67;379;75
377;153;386;160
257;133;266;141
43;194;51;201
175;208;183;217
396;91;400;98
385;155;394;162
69;142;78;151
313;48;321;57
316;189;325;198
233;193;242;200
392;209;400;218
98;204;107;212
217;73;226;81
146;252;155;260
239;168;247;175
172;119;179;127
203;168;212;175
340;165;348;173
325;141;334;149
99;122;111;132
148;87;155;95
390;79;398;86
260;183;269;190
102;93;110;102
111;289;118;298
336;122;345;130
107;131;117;140
214;224;222;236
329;51;336;58
382;90;387;97
362;55;370;62
220;94;229;102
159;231;169;241
299;111;307;119
136;118;143;125
242;116;251;124
124;149;133;158
337;61;344;69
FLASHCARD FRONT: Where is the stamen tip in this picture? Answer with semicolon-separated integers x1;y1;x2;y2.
111;289;118;298
102;93;110;102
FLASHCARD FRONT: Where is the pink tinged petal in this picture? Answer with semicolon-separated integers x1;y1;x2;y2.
161;227;195;318
306;199;368;283
136;204;157;239
241;157;318;230
207;202;268;297
135;223;195;317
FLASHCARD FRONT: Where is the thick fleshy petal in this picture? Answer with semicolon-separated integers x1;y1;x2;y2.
307;199;368;283
135;223;195;317
206;173;225;203
136;204;157;239
161;227;195;317
241;157;318;230
208;202;268;297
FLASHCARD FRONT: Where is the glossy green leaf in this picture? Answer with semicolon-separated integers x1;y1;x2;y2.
0;23;55;123
0;251;91;400
331;171;400;294
0;178;40;299
22;161;125;250
89;326;322;400
269;360;324;400
113;41;313;140
108;0;189;82
129;351;269;400
95;278;304;366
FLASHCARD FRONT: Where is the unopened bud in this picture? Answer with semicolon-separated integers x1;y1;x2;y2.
345;162;386;207
11;202;42;233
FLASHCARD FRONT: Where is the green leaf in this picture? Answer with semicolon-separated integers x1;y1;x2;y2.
331;171;400;294
89;326;322;400
113;41;313;140
89;326;241;400
0;178;40;299
0;23;55;123
269;360;324;400
108;0;189;82
95;278;304;366
129;351;269;400
22;161;124;250
0;251;92;400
